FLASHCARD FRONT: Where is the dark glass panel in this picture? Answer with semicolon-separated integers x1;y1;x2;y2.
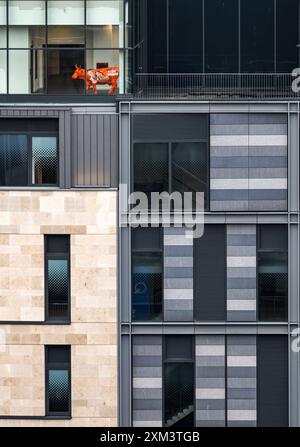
0;134;28;186
164;363;194;427
205;0;239;73
258;252;288;321
172;142;208;209
241;0;274;72
164;336;194;361
276;0;298;72
47;259;69;320
48;369;69;412
132;252;162;321
133;143;169;197
32;136;57;185
169;0;203;73
46;235;69;255
147;0;167;72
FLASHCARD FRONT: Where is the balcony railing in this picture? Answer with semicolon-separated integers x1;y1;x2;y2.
133;73;299;99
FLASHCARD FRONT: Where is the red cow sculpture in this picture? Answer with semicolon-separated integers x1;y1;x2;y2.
72;65;119;94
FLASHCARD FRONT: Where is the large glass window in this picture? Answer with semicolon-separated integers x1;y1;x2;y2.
133;142;209;210
1;0;129;95
45;235;70;322
258;225;288;322
205;0;238;73
0;118;58;186
132;227;163;321
163;336;194;427
45;345;71;416
276;0;299;73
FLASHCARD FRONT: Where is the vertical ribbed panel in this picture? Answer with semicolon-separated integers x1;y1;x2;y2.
195;335;226;427
227;224;257;321
164;227;193;321
132;335;162;427
227;335;257;427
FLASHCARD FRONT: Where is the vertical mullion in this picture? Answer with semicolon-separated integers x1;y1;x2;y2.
45;0;48;94
84;0;87;95
6;0;8;93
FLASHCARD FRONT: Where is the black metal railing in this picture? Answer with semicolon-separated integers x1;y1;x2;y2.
134;73;299;99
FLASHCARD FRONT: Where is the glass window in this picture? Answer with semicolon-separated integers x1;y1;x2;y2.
132;228;163;322
8;1;45;25
169;0;203;73
46;345;71;416
133;143;169;197
0;0;6;48
86;1;121;26
0;134;28;186
241;0;274;72
147;0;167;73
47;25;84;45
47;0;84;25
0;50;7;93
47;48;85;94
32;136;57;184
205;0;238;73
164;336;194;427
172;142;208;209
258;252;288;321
45;235;70;322
258;225;288;322
86;25;119;49
276;0;298;73
85;49;120;94
86;0;122;47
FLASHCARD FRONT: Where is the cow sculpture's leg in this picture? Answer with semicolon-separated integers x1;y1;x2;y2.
93;83;98;94
108;78;118;95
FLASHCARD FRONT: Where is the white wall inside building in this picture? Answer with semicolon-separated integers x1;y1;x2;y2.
48;1;84;25
9;1;45;25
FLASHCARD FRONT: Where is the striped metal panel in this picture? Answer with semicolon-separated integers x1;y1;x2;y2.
132;335;162;427
164;227;193;321
249;114;287;211
71;113;118;188
227;335;257;427
227;225;257;322
210;113;287;211
195;335;226;427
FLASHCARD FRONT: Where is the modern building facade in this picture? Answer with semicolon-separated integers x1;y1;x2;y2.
0;0;299;428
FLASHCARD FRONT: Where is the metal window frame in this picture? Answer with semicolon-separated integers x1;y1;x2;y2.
45;345;72;418
44;235;71;324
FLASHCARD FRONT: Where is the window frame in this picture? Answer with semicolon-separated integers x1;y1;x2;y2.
132;139;210;211
45;345;71;417
257;225;288;322
45;235;71;324
0;129;59;187
162;335;195;428
131;227;164;322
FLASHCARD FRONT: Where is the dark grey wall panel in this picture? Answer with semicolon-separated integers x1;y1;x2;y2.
257;335;288;427
71;113;118;188
194;225;226;321
133;114;209;140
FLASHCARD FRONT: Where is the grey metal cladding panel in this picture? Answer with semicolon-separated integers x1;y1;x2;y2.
132;114;209;140
0;108;61;117
257;335;288;427
248;114;287;125
71;113;118;187
194;225;226;321
196;335;226;427
227;335;257;427
132;335;163;427
58;110;72;189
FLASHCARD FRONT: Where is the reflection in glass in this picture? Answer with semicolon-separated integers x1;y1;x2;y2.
48;369;69;413
132;253;162;321
172;142;208;209
32;136;57;185
0;135;28;186
241;0;274;72
47;259;69;320
258;252;288;321
164;363;194;427
134;143;169;197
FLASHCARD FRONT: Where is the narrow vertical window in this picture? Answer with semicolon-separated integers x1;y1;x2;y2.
45;235;70;322
257;225;288;321
45;345;71;416
163;336;194;427
32;136;58;185
132;228;163;321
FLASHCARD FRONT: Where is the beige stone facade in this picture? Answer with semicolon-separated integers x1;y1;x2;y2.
0;191;117;426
